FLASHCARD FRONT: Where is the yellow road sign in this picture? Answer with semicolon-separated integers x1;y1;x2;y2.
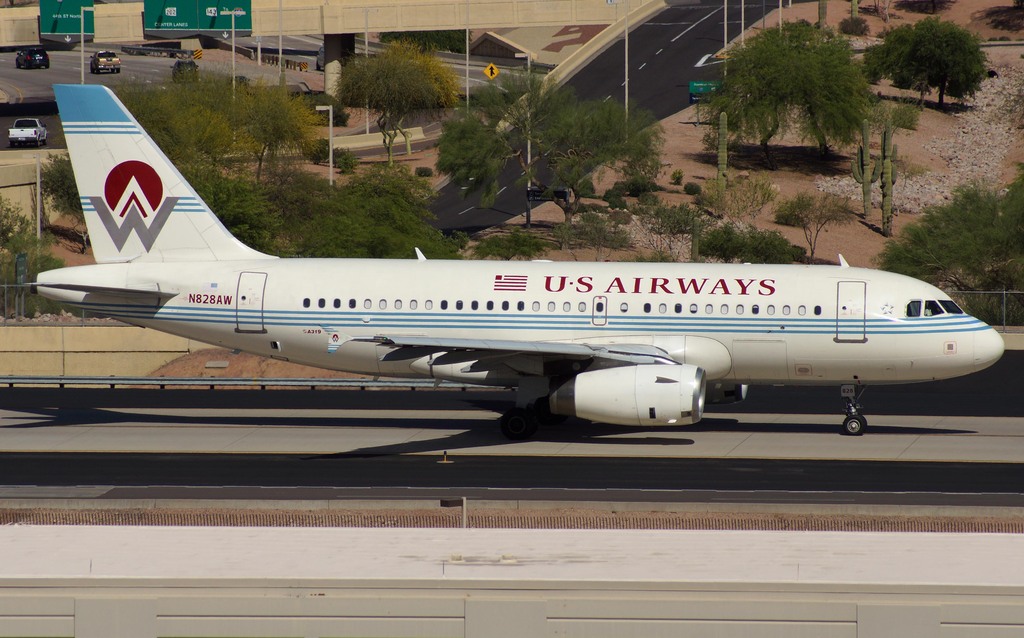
483;63;499;80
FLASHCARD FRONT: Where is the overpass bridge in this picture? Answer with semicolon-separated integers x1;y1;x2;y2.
1;0;659;94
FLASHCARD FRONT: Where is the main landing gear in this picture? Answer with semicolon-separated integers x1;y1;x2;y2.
841;384;867;436
499;399;568;440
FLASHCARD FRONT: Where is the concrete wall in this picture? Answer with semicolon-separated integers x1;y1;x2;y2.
0;325;195;376
0;580;1022;637
0;152;68;228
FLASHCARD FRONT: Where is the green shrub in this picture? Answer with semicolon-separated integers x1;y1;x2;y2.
637;192;660;206
305;138;330;165
702;223;803;263
336;149;358;174
415;166;434;178
683;182;702;196
773;207;804;227
670;169;684;186
839;17;869;36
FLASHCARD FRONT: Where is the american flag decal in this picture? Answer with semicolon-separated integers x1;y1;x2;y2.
493;274;528;291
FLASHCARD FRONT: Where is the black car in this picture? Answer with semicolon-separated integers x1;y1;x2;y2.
15;48;49;70
171;59;198;81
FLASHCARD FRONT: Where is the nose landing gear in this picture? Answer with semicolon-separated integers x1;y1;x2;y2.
841;384;867;436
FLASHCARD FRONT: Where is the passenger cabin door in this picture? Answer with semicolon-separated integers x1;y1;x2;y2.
591;296;608;326
235;271;268;334
835;280;867;343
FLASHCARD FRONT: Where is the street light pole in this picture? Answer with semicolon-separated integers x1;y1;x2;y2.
278;0;285;85
465;0;470;111
624;0;629;120
80;5;94;84
220;8;239;96
515;52;533;228
316;105;333;186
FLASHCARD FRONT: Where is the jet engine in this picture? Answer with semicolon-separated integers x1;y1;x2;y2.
549;364;705;426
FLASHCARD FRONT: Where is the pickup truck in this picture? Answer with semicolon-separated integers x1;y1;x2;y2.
90;50;121;74
7;118;47;147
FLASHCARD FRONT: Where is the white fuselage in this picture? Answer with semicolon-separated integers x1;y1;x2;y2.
37;258;1005;387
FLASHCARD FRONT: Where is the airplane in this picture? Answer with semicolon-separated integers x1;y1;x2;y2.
34;84;1005;440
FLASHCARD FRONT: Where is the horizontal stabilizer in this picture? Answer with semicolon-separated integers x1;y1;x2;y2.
33;282;178;300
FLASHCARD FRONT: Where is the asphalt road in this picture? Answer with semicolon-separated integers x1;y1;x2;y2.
431;0;767;233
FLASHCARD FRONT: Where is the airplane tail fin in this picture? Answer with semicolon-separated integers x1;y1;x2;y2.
53;84;272;264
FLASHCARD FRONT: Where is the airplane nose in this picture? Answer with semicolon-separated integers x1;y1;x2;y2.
974;328;1005;371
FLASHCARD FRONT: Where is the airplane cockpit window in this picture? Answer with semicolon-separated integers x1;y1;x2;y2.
939;300;965;314
906;300;921;317
923;300;945;316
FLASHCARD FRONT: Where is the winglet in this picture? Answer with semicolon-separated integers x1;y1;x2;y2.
838;254;850;268
415;247;427;261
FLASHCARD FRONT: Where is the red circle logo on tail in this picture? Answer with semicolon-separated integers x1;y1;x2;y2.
104;160;163;219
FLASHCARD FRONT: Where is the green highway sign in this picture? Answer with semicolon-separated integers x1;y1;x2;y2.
688;80;722;94
144;0;251;38
39;0;94;44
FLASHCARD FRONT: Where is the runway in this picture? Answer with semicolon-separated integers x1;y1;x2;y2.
0;353;1021;507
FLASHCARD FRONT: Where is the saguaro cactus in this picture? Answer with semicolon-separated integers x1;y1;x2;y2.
880;124;898;237
851;119;880;219
717;111;728;188
818;0;827;27
851;0;859;19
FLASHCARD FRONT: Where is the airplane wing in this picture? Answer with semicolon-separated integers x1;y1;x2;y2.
363;335;678;367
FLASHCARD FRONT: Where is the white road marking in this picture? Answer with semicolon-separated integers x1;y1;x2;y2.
672;7;721;42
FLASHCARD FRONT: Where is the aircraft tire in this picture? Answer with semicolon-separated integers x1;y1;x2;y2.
842;415;866;436
500;408;539;440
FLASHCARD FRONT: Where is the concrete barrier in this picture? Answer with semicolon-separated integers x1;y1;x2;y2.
0;325;197;376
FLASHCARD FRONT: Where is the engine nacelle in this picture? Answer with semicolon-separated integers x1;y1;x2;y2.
706;382;748;405
549;364;705;426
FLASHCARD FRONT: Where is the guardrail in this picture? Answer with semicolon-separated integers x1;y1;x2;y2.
0;376;477;391
120;44;193;59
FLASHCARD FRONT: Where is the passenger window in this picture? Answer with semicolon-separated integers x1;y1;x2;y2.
578;302;586;312
782;305;791;316
690;304;698;314
333;299;341;309
349;299;356;309
596;301;605;313
674;303;682;314
658;303;667;314
394;300;402;310
814;306;822;316
767;305;775;316
705;304;714;314
487;301;494;311
798;305;806;316
736;305;744;315
410;300;418;310
563;302;571;312
924;300;945;316
379;300;387;310
643;303;651;314
363;299;371;310
471;301;479;310
620;303;629;313
548;302;556;312
752;305;759;315
517;301;525;311
303;298;310;308
440;300;448;310
425;300;433;310
502;301;509;311
318;298;326;308
720;304;729;315
456;300;463;310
